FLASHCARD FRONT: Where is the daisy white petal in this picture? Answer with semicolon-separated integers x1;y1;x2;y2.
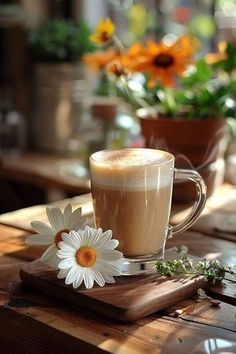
83;225;96;245
96;260;121;276
26;233;54;245
87;228;104;247
95;230;113;249
57;241;75;253
105;239;119;250
92;269;106;287
59;233;72;245
87;227;97;232
72;268;84;288
57;250;76;259
98;250;123;262
101;229;113;240
46;206;64;231
68;230;83;247
58;258;76;269
102;273;115;284
63;203;72;227
31;220;53;234
68;207;82;229
62;230;83;248
83;268;94;289
41;244;60;268
57;268;69;279
65;265;79;285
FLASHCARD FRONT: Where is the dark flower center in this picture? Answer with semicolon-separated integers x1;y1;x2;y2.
153;54;174;68
111;63;128;77
101;31;109;42
54;229;69;248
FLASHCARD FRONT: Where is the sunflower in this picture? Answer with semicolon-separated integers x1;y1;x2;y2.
26;204;87;268
90;17;115;45
128;35;197;87
57;226;122;289
83;48;118;72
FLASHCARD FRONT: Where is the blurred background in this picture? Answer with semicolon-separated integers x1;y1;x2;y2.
0;0;236;213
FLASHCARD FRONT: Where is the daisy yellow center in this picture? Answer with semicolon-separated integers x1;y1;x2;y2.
54;229;69;248
76;246;97;267
153;54;174;68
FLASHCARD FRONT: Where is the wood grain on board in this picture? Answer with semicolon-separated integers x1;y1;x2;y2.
20;259;208;323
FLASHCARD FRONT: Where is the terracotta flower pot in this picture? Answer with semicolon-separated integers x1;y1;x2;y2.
137;109;227;202
89;96;119;126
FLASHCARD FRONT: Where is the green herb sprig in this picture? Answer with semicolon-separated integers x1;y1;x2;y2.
156;246;236;284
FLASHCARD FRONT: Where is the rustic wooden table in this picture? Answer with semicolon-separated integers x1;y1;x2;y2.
0;184;235;354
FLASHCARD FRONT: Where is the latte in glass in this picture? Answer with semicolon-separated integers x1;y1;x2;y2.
90;148;174;257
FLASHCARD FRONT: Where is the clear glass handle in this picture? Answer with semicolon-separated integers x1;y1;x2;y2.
170;168;207;236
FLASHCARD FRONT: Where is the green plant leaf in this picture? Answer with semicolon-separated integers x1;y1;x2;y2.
28;19;95;62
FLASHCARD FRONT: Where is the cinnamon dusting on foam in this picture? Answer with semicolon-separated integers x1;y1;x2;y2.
90;149;174;190
92;149;170;166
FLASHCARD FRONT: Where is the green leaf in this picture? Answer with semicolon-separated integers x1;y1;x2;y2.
182;59;213;87
28;19;95;62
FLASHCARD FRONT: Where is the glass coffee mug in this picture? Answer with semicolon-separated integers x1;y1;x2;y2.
89;148;207;275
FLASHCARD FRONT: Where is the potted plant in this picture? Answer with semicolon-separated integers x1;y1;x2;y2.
28;19;95;152
86;18;236;201
133;57;236;200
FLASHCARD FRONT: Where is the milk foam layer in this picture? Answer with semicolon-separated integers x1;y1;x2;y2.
91;149;171;166
90;148;174;190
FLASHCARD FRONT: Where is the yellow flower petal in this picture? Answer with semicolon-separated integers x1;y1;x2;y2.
90;17;115;44
205;52;227;64
83;48;118;71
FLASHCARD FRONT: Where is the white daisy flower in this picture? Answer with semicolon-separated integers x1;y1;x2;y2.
57;226;123;289
26;204;87;269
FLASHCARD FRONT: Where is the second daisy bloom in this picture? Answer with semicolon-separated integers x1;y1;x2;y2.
57;226;123;289
26;203;87;268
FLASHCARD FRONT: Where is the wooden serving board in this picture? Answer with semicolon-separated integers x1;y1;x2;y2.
20;259;208;322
